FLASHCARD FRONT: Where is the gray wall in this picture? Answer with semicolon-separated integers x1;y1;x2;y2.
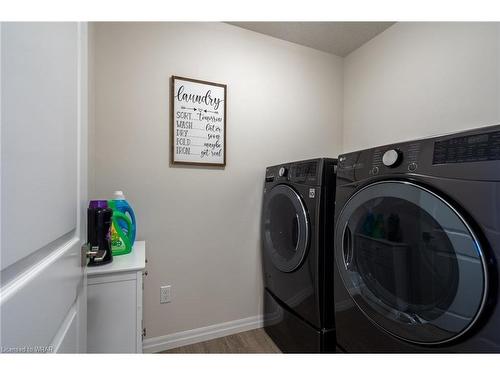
91;21;500;342
91;22;343;339
343;22;500;152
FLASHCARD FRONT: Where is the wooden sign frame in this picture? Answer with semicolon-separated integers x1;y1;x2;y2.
170;76;227;167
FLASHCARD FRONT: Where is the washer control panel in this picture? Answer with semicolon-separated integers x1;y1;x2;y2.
433;130;500;164
338;125;500;183
338;141;422;179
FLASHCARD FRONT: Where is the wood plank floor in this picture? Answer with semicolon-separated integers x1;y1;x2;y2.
162;328;281;354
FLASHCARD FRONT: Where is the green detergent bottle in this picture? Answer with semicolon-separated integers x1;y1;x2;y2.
108;199;134;256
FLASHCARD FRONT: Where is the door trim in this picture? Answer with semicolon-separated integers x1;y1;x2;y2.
76;21;88;354
0;235;79;304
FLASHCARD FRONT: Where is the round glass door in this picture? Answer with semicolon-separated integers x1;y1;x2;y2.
335;181;488;345
263;184;309;272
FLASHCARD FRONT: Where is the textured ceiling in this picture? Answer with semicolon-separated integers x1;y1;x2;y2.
227;22;395;57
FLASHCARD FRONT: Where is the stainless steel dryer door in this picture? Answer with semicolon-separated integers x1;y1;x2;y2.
263;184;310;273
335;181;488;345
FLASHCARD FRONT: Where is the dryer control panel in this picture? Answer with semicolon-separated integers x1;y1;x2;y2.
266;161;319;183
290;161;318;184
265;158;336;187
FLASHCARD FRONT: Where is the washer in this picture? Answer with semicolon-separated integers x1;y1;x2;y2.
334;125;500;353
262;158;337;353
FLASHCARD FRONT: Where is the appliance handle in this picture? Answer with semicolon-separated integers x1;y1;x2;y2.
342;226;353;270
294;213;300;252
85;245;99;258
93;250;107;262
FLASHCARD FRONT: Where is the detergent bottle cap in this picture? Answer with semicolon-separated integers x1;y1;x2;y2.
113;190;126;200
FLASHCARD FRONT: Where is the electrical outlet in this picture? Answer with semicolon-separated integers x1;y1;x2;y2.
160;285;172;304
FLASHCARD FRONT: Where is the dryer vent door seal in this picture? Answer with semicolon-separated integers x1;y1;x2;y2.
335;180;488;346
263;184;310;273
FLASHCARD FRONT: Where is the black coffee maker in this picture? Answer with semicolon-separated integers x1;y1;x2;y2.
87;200;113;266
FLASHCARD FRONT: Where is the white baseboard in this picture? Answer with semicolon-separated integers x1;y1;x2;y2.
142;315;264;353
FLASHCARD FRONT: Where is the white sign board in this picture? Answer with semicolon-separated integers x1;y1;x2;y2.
171;76;226;166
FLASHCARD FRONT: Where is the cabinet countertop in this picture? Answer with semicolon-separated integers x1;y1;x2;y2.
87;241;146;277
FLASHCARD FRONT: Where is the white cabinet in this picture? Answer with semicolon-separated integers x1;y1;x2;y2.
87;241;146;353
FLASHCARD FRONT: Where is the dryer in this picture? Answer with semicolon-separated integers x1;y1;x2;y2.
262;158;337;353
334;125;500;352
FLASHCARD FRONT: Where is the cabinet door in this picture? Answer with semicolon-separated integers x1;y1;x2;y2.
87;278;137;353
137;271;144;353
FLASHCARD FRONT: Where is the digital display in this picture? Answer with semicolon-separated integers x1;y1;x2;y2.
433;130;500;164
468;134;489;144
292;162;317;181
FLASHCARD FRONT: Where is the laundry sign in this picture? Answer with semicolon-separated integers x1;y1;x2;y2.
171;76;227;166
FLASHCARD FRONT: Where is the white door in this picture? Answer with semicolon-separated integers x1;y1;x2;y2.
0;22;88;353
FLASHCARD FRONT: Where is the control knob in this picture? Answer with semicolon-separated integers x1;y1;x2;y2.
382;149;402;168
278;167;288;177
